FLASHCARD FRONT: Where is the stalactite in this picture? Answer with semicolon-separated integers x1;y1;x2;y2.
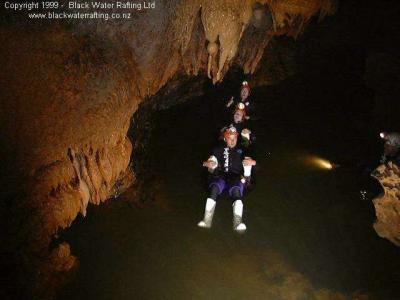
207;41;219;78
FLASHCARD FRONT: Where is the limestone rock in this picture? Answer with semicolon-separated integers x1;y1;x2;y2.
371;162;400;246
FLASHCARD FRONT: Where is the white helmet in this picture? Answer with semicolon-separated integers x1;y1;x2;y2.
384;132;400;148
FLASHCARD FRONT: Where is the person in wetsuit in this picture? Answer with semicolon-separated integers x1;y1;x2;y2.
198;127;256;232
220;104;254;153
226;81;254;119
380;132;400;165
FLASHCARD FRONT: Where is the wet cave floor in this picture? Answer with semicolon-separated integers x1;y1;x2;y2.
58;78;400;300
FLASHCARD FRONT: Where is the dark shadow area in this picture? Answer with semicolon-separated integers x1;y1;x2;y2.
1;0;399;299
56;1;400;299
57;81;399;299
56;66;398;300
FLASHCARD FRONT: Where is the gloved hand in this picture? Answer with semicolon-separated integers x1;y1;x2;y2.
242;176;252;189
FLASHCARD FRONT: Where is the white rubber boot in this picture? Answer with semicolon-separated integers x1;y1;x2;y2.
233;200;246;232
198;198;216;228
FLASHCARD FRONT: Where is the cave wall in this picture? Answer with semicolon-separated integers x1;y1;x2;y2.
372;163;400;246
0;0;336;297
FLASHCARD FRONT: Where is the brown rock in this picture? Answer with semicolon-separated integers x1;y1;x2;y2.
371;162;400;246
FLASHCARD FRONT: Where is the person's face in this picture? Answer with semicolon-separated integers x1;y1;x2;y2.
233;110;244;123
240;88;249;100
225;134;238;148
384;143;399;156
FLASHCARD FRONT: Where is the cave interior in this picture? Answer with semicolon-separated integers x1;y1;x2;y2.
1;0;400;299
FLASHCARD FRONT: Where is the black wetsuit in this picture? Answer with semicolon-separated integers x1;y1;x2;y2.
211;145;245;175
208;145;246;200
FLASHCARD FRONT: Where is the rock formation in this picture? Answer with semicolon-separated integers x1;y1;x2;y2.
371;162;400;246
0;0;336;297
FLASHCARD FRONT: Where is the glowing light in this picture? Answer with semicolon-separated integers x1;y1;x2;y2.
313;158;333;170
303;155;335;170
380;132;386;139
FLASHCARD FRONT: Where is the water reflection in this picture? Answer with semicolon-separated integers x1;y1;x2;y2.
185;248;368;300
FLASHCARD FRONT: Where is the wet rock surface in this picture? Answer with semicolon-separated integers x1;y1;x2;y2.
372;162;400;246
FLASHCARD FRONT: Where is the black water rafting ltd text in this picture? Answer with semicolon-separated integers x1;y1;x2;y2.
4;1;156;20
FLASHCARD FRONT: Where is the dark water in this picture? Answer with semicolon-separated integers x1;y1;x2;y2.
58;81;400;300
